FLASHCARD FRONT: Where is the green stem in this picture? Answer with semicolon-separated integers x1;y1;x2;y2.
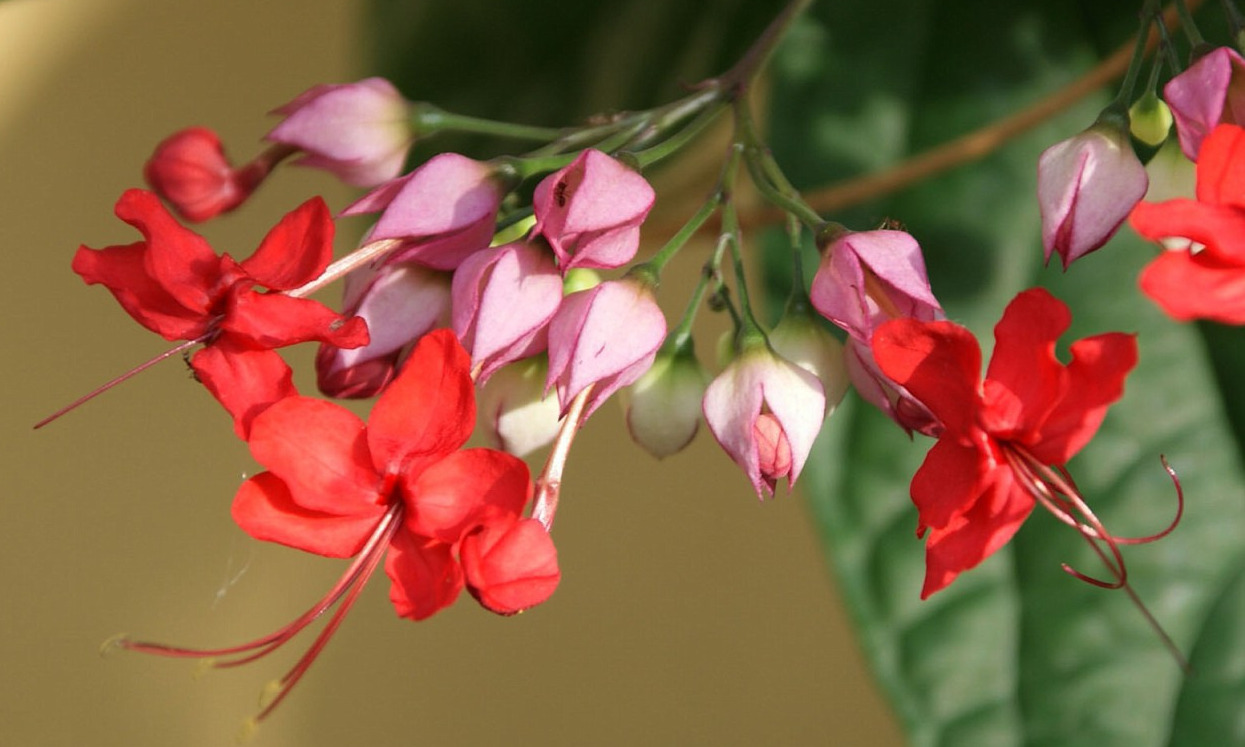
639;192;722;277
1112;1;1160;109
716;0;815;94
721;182;764;340
733;101;824;229
633;101;729;169
1174;0;1205;48
413;105;563;142
668;266;714;351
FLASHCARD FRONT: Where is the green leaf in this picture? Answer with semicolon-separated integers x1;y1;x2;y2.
770;2;1245;745
366;0;786;162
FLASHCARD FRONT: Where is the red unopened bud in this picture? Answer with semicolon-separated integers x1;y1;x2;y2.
144;127;275;222
460;518;560;615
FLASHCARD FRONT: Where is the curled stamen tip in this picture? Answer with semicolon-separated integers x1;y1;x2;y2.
99;633;130;657
236;717;260;744
192;658;218;679
258;679;283;710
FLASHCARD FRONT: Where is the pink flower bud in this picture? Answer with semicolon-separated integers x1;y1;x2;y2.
1037;119;1148;267
809;229;943;435
452;242;563;382
266;77;414;187
702;343;825;498
532;149;655;271
143;127;266;222
1164;47;1245;160
622;343;709;459
546;278;666;418
316;262;451;398
477;356;563;458
342;153;503;270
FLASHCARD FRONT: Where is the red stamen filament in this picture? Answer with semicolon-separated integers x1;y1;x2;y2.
112;503;403;723
33;337;206;429
1002;444;1189;671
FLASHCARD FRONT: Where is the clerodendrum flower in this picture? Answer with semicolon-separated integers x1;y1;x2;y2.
115;330;560;724
872;288;1138;598
58;189;369;436
1131;123;1245;323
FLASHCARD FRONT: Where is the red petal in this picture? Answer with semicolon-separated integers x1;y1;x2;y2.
1029;331;1137;464
981;288;1070;439
1130;199;1245;263
367;329;475;471
920;467;1034;598
460;518;561;615
231;472;383;558
220;290;370;349
71;242;209;340
384;532;463;620
247;396;382;515
872;318;981;436
190;340;296;440
114;189;220;315
402;448;531;544
910;436;991;532
1139;250;1245;323
1196;123;1245;206
241;197;334;290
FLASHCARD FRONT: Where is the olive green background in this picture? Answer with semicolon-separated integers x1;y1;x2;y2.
2;1;901;745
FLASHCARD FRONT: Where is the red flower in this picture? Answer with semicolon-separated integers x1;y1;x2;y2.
73;189;366;349
1130;123;1245;323
67;189;368;435
871;288;1137;598
117;330;559;721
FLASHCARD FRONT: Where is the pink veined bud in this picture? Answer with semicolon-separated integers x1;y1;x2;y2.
702;342;825;499
1164;46;1245;160
546;277;667;419
143;127;270;222
316;261;451;399
266;77;415;187
532;149;656;271
809;228;943;436
1037;118;1149;268
342;153;503;271
452;242;563;382
476;356;563;458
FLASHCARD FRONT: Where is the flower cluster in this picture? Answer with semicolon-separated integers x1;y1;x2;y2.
50;2;1218;722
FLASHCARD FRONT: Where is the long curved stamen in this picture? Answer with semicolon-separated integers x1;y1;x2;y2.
114;503;401;679
1003;445;1189;671
1051;457;1185;545
1005;446;1126;587
34;338;206;429
251;509;401;724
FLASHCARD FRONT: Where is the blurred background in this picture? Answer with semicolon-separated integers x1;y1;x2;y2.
1;1;903;744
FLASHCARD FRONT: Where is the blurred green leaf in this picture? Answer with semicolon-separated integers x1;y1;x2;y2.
366;0;785;161
770;2;1245;745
